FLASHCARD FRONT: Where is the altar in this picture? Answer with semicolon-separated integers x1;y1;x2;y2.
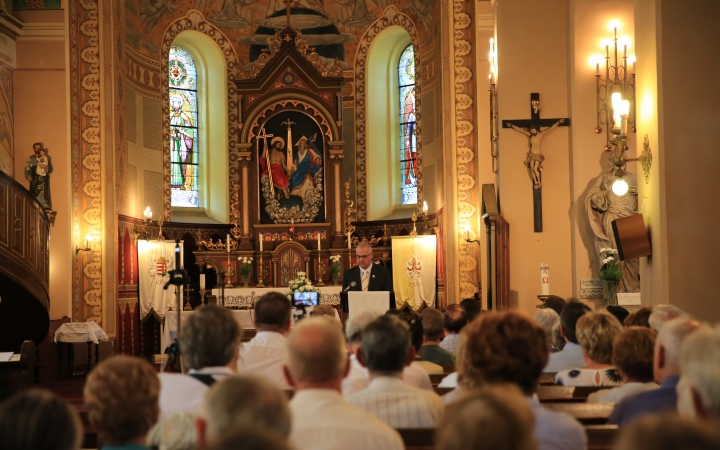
210;286;342;309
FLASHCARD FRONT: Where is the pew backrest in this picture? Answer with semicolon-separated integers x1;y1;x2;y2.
543;402;615;425
397;428;435;450
537;385;610;402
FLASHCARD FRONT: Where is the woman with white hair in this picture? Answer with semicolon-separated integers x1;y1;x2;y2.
534;309;562;353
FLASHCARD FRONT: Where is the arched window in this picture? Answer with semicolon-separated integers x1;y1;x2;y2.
398;44;417;205
168;46;199;207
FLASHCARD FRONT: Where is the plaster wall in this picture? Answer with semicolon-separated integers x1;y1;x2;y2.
14;39;70;320
496;0;573;315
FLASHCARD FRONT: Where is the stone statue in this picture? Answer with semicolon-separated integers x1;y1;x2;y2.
24;142;52;210
585;164;640;293
506;118;564;189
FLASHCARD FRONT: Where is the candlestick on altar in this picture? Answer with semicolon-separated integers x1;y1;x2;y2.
226;234;231;253
256;255;266;288
259;232;263;252
347;231;351;249
225;255;235;288
199;286;207;306
410;212;418;236
316;258;326;287
317;234;321;251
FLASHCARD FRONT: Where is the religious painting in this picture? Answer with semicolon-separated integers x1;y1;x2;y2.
257;111;325;224
168;46;199;208
12;0;60;9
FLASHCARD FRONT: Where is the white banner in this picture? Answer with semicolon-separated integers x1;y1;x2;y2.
137;240;184;321
391;235;437;310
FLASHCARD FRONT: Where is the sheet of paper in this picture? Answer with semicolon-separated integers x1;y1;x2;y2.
0;352;14;362
348;291;390;318
617;293;641;306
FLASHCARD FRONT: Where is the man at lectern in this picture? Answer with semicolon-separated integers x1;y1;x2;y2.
343;241;393;292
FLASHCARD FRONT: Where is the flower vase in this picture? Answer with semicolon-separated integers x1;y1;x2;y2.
332;275;338;286
604;280;618;306
243;275;249;288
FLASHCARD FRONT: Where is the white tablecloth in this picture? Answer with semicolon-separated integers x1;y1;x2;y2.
54;321;109;344
162;310;255;352
211;286;343;308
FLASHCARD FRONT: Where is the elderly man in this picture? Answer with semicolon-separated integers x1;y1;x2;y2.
346;315;444;428
196;375;291;450
648;304;687;331
158;305;242;420
237;291;292;389
419;307;456;366
543;300;591;372
342;311;432;395
283;317;403;450
342;241;393;292
677;326;720;422
608;318;703;425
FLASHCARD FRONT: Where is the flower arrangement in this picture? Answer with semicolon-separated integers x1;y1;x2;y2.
237;256;253;278
286;272;320;298
598;248;622;283
328;255;342;281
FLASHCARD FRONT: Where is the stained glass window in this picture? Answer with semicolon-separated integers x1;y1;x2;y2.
398;44;417;205
168;46;199;207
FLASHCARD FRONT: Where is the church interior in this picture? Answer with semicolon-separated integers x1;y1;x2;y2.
1;0;720;445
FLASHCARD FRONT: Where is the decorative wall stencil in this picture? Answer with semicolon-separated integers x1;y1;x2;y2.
160;10;240;222
354;6;423;221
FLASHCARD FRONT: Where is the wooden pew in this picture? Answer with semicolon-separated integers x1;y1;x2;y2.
433;387;453;396
0;340;37;396
397;428;434;450
543;402;614;425
539;372;557;385
537;385;610;402
585;425;619;450
429;373;446;386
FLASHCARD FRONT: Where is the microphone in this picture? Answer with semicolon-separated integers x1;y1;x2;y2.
343;281;357;292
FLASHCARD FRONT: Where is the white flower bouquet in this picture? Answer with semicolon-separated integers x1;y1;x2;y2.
237;256;253;277
598;248;622;283
286;271;320;298
328;255;342;281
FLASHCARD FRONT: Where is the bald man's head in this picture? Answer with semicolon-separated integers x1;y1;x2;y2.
285;317;347;385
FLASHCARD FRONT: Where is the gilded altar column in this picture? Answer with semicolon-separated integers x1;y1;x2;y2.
328;142;345;248
237;144;253;248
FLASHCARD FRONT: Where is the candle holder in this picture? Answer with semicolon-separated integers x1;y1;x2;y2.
224;255;235;289
410;212;418;236
199;286;207;306
256;255;266;288
316;259;326;287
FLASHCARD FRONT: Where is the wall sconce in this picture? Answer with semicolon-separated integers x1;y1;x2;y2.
76;233;96;255
463;224;480;245
143;206;152;223
489;37;500;174
591;21;635;150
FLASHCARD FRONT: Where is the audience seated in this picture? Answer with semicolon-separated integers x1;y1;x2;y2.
391;310;443;374
440;304;467;355
648;304;687;332
346;315;444;428
237;292;292;389
541;295;566;316
587;327;658;403
543;300;590;372
452;311;586;450
437;385;537;450
626;306;652;328
534;308;561;353
678;326;720;422
196;375;291;450
606;305;630;325
623;312;636;327
84;355;160;450
614;414;720;450
159;305;242;420
554;311;623;386
146;412;197;450
418;308;456;366
206;428;293;450
459;298;482;322
0;389;82;450
342;311;432;395
309;303;341;323
283;317;404;450
608;317;702;425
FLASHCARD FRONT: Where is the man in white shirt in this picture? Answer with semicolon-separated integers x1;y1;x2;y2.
543;300;591;373
343;311;433;395
284;317;404;450
158;305;242;420
346;315;444;428
440;304;467;355
237;291;292;389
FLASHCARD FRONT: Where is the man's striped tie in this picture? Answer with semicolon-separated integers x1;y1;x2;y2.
361;271;369;291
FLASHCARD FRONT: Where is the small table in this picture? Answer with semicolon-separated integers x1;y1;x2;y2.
54;321;108;377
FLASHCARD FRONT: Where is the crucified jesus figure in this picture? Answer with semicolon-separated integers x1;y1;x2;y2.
505;118;565;189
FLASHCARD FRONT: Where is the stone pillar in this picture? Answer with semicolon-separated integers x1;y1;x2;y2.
328;141;345;248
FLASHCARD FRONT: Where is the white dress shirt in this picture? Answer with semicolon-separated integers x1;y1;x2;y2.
543;342;586;373
289;389;404;450
346;376;445;428
342;353;433;395
157;367;234;421
439;333;461;355
587;381;659;403
237;331;290;389
528;396;587;450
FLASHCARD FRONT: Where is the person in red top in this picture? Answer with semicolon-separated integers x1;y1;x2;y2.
260;137;291;199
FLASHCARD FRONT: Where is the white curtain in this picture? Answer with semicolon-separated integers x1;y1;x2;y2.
137;240;184;321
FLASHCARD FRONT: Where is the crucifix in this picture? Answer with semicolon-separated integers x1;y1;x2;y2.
502;93;570;232
281;118;296;173
281;0;295;28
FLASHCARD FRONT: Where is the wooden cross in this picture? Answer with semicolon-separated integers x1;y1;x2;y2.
282;0;295;28
502;93;570;232
257;127;275;198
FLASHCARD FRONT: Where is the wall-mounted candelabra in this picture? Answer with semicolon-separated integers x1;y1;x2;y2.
489;37;499;174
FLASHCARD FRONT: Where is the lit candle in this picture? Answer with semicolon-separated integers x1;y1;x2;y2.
226;234;230;253
317;234;321;251
347;232;351;250
259;232;263;252
423;201;428;214
200;274;205;289
540;263;550;295
596;62;599;76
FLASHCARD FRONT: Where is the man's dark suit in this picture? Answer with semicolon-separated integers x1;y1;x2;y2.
342;264;393;292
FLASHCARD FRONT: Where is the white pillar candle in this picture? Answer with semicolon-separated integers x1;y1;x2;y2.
540;263;550;295
227;234;230;253
317;234;321;251
259;232;263;252
347;232;351;250
199;274;205;289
